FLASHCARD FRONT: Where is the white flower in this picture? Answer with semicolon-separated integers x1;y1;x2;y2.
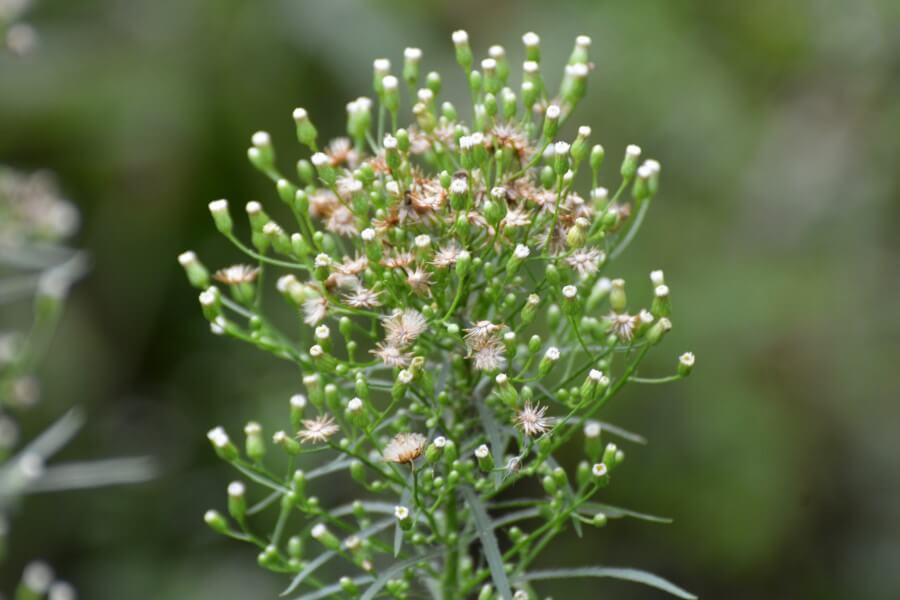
523;60;539;74
655;284;669;298
545;104;561;119
589;369;604;382
404;47;422;61
382;75;398;90
584;421;601;439
578;125;592;137
544;347;560;361
576;34;592;48
514;402;553;437
178;251;197;266
311;523;328;539
514;244;530;259
298;415;339;444
290;394;306;409
475;444;490;459
592;463;608;477
415;234;431;248
311;152;330;167
208;199;228;213
245;200;262;214
433;436;447;448
450;178;468;194
309;344;324;358
554;141;570;156
522;32;540;47
373;58;391;73
347;397;364;412
562;285;577;299
251;131;271;147
481;58;496;71
199;288;218;307
383;432;428;464
314;253;331;268
591;187;608;201
22;561;54;594
315;325;330;340
626;144;642;159
650;270;665;286
383;134;398;149
452;30;468;45
207;426;230;448
397;369;413;384
495;373;508;385
361;227;376;241
228;481;245;497
394;505;410;520
680;352;695;367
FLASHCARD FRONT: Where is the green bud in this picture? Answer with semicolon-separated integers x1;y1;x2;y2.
452;30;473;71
646;317;672;345
292;108;318;150
590;144;605;174
592;512;608;527
178;251;209;289
208;199;233;235
243;422;266;462
620;144;642;178
475;443;494;471
678;352;695;377
427;71;442;96
227;481;246;522
609;278;627;313
204;510;229;534
273;430;301;455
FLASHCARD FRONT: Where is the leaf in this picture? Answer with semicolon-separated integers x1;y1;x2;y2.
475;396;507;486
24;457;156;492
295;576;374;600
462;486;512;600
359;548;444;600
598;421;648;445
516;566;696;599
394;485;412;557
580;502;672;524
21;408;84;459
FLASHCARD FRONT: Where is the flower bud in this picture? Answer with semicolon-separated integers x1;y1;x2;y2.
208;199;233;235
244;421;266;462
178;251;209;289
678;352;695;376
204;509;229;534
292;107;318;150
522;31;541;62
569;34;592;65
609;278;627;313
227;481;246;522
248;130;275;173
452;30;472;71
273;430;301;455
542;104;560;141
620;144;642;178
207;426;238;461
651;284;671;318
538;346;560;377
310;523;341;551
475;444;494;471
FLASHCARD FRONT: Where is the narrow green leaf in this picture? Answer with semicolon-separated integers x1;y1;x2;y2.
462;486;512;600
580;502;672;524
598;420;647;445
359;548;443;600
517;566;696;599
475;393;507;486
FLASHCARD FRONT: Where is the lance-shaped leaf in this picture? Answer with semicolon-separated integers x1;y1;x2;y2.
462;486;512;600
515;566;696;599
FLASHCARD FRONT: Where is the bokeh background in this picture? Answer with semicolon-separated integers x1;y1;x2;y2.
2;0;900;598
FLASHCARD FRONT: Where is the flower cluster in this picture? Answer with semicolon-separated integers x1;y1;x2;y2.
185;31;695;600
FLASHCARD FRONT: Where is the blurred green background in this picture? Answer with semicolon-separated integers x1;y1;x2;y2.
2;0;900;598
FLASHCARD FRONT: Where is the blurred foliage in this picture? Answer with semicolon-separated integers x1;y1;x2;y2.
1;0;899;598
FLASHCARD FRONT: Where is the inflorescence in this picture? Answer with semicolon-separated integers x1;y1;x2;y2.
183;30;695;600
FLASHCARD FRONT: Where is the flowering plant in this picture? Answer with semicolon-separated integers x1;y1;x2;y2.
184;30;696;600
